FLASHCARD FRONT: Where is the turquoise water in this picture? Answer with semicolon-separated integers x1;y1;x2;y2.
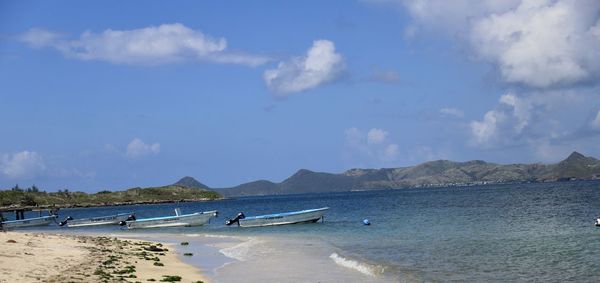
17;181;600;281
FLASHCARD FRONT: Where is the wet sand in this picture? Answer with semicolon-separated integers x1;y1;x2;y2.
140;233;390;283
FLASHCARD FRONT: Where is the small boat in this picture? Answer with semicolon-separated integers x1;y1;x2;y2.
1;215;58;230
226;207;329;228
596;218;600;227
59;212;135;227
120;208;217;229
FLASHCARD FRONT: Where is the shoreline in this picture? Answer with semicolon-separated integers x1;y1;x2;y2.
142;233;391;283
0;231;208;283
66;231;393;282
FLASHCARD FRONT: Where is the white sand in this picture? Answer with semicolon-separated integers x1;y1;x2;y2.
0;231;208;283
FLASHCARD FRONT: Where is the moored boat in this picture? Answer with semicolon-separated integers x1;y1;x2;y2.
120;208;217;229
226;207;329;228
59;212;135;227
1;215;58;230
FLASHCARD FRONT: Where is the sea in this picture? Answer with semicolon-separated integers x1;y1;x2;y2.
12;181;600;282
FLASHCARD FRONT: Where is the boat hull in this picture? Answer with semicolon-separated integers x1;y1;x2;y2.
66;213;133;227
125;210;217;229
1;215;57;230
238;207;329;228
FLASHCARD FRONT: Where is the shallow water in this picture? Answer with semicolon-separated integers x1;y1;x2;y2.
16;181;600;282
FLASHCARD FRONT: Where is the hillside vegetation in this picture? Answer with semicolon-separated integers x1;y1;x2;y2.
0;182;221;208
220;151;600;197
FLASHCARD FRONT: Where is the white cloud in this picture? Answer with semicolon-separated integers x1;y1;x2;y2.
369;67;400;83
20;23;269;66
470;110;503;145
126;138;160;159
366;1;600;154
383;144;400;161
394;0;600;89
470;0;600;88
592;110;600;129
367;128;388;145
440;107;464;118
0;151;46;179
470;89;598;148
344;127;399;163
399;0;521;35
263;40;345;94
19;28;64;48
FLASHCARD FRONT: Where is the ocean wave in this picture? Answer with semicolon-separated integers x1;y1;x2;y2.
202;234;235;239
329;252;382;277
219;238;262;261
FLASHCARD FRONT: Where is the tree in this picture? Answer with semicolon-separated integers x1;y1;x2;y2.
12;184;22;192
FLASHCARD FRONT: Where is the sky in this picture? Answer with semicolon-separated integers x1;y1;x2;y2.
1;0;599;192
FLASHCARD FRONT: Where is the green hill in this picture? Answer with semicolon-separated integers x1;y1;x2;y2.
173;176;210;189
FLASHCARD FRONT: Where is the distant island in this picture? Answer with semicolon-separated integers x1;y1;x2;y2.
0;177;221;210
216;151;600;197
2;151;599;209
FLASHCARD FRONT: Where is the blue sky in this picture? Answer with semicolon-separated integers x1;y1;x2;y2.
1;0;599;191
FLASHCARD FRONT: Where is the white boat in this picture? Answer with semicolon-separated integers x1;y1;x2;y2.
121;208;217;229
1;215;57;230
227;207;329;228
596;218;600;227
59;212;135;227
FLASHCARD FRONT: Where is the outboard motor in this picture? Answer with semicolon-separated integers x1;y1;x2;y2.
59;216;73;227
225;212;245;226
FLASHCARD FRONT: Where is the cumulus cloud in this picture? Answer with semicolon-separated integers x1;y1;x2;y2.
0;151;46;179
395;0;600;89
20;23;269;66
469;0;600;88
469;89;596;148
345;127;399;163
126;138;160;159
373;0;600;158
440;107;464;118
263;40;345;94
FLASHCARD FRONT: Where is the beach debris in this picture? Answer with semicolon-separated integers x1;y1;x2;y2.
183;252;193;256
6;239;16;243
160;275;182;282
180;241;189;245
154;262;165;266
363;219;371;225
144;245;167;252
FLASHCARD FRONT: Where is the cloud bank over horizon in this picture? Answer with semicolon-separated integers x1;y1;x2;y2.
392;0;600;160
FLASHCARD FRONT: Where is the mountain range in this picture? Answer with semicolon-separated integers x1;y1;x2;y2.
202;151;600;197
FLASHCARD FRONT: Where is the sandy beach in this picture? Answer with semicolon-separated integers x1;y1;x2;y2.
0;231;208;283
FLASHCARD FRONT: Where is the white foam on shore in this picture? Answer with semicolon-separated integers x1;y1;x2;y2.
329;252;382;277
219;238;262;261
